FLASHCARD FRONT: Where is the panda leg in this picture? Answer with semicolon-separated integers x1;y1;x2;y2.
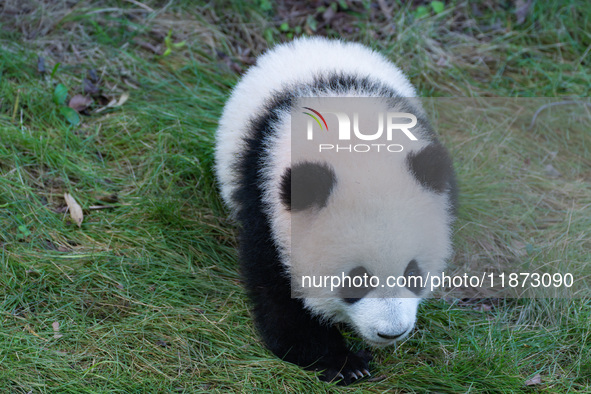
239;238;372;385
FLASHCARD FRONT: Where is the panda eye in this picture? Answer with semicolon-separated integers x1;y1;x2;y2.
404;259;423;295
339;266;375;303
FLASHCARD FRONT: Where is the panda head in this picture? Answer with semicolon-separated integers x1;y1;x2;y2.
280;142;456;347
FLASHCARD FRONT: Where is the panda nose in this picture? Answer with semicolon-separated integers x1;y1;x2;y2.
377;331;406;340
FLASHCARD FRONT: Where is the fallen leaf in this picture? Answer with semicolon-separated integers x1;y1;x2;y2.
64;192;83;227
525;373;542;386
52;321;63;339
94;93;129;113
68;94;93;112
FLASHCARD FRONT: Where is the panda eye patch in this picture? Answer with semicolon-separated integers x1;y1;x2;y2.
280;161;336;212
404;259;423;295
339;266;376;303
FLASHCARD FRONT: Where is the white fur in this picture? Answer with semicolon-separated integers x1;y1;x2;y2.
215;37;453;347
216;37;417;209
349;298;420;346
289;134;451;345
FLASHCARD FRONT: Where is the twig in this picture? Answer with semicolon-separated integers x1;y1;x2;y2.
529;100;591;129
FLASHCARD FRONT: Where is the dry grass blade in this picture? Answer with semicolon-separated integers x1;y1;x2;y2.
117;92;130;106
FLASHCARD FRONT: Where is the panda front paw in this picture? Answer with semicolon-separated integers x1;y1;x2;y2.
316;349;373;385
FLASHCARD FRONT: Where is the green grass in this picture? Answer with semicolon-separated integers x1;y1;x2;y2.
1;0;590;392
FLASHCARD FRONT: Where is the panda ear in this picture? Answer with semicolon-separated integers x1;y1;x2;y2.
406;142;454;194
280;161;337;212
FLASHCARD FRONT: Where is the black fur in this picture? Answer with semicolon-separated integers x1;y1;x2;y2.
280;162;337;212
339;266;376;303
406;142;454;194
404;259;424;295
230;74;392;385
406;142;458;214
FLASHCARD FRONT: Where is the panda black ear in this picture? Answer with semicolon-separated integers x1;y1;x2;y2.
406;142;455;194
280;161;337;212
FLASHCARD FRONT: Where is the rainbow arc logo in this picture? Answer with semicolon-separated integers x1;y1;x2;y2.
302;107;329;132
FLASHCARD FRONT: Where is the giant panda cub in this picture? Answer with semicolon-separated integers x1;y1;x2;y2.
215;37;457;385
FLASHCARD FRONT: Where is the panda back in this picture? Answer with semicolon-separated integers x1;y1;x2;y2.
215;37;418;212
